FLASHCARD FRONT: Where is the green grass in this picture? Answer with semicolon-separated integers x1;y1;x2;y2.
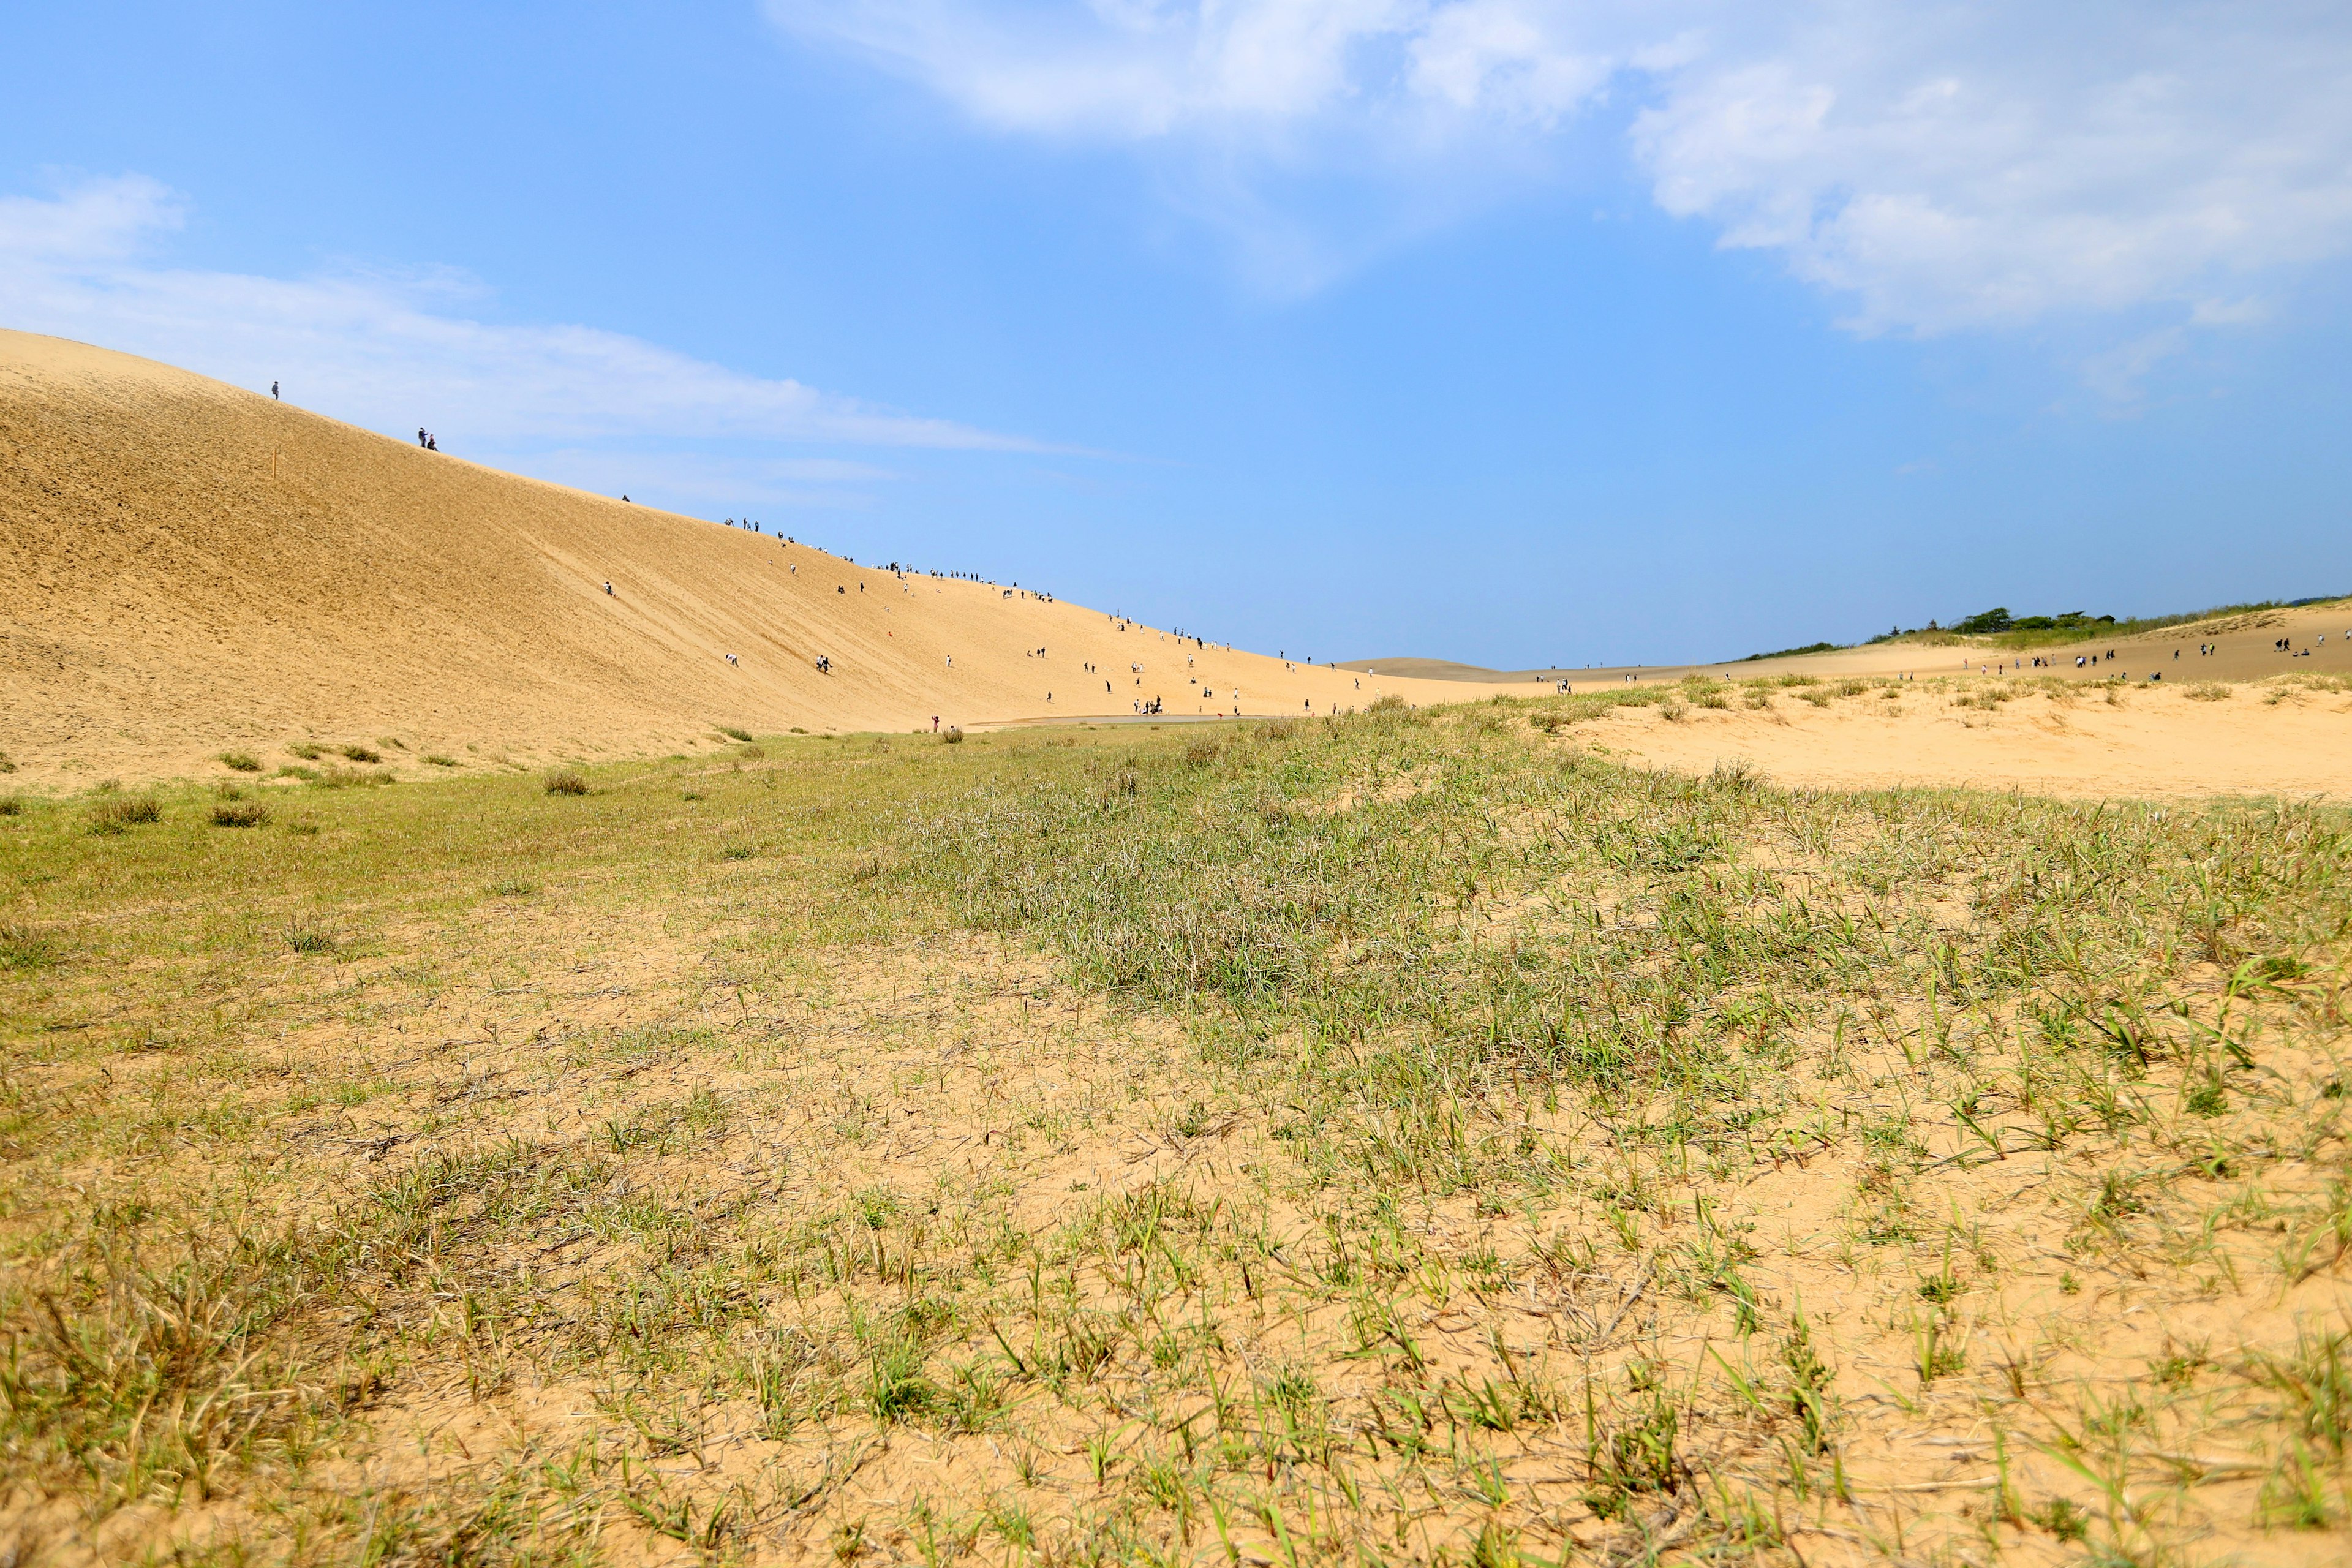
2;710;2348;1564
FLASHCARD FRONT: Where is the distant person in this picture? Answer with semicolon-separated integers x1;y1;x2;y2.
604;581;612;595
623;495;630;503
418;428;428;447
427;434;437;451
271;381;279;400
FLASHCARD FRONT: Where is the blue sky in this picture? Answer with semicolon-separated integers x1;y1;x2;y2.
7;2;2351;667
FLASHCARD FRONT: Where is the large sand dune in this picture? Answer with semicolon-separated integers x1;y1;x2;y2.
0;331;1506;786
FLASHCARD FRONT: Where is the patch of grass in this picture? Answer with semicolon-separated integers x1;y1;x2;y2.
485;876;538;897
282;914;339;955
423;754;460;767
218;751;263;772
86;793;161;834
0;795;23;816
2187;682;2232;701
717;726;754;742
209;801;271;829
543;769;590;796
286;742;323;760
941;727;963;744
337;745;381;763
311;766;392;790
1;921;60;970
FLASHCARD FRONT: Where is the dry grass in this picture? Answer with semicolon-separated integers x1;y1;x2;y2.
2;713;2349;1566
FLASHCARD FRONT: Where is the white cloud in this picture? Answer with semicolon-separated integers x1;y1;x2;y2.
769;1;2352;340
0;175;1033;453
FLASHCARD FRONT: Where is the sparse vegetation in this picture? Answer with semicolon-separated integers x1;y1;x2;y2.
209;799;271;827
218;750;262;771
337;744;380;763
543;768;589;795
1;712;2348;1566
423;753;460;767
718;725;755;742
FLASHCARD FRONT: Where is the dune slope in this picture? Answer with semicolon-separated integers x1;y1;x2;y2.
0;331;1501;784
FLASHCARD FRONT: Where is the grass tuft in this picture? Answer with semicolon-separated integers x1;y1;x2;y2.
0;921;60;970
543;769;590;796
86;794;161;835
209;801;271;829
218;751;263;772
283;915;339;955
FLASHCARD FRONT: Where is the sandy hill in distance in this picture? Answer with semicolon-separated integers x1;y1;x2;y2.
0;331;1510;787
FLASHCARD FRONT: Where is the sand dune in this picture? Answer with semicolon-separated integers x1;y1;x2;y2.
6;330;2342;801
0;331;1509;786
1359;597;2352;688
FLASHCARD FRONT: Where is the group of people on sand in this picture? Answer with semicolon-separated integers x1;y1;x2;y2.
415;427;439;451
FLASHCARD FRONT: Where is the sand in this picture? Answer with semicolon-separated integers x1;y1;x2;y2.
1568;681;2352;799
0;331;1507;788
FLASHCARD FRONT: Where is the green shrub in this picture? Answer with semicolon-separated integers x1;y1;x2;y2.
287;742;322;760
423;754;459;767
218;752;263;772
941;727;964;745
543;769;589;796
717;726;753;742
0;796;23;816
210;801;271;828
337;745;380;764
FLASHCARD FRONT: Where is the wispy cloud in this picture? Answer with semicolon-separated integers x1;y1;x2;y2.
771;1;2352;352
0;175;1037;456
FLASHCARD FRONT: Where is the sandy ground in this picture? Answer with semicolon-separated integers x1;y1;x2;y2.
1571;679;2352;800
0;331;1503;789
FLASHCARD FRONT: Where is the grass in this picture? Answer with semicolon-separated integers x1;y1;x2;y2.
218;750;262;772
542;768;589;796
2;706;2350;1564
